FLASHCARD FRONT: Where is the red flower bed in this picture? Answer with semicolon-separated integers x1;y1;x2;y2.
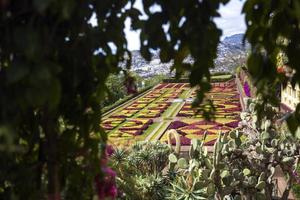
121;129;142;136
119;124;148;131
194;120;219;125
223;107;241;112
155;83;168;89
110;115;127;118
205;139;217;146
192;130;214;135
169;136;191;146
174;84;183;88
181;124;199;130
168;121;188;129
225;121;239;128
165;84;174;88
177;113;192;117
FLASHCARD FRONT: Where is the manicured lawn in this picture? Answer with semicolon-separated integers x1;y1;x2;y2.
142;122;160;139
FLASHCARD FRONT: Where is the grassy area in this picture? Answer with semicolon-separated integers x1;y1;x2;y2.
169;102;184;117
149;121;171;141
162;88;192;118
211;74;233;81
179;89;190;98
141;122;160;140
162;102;181;118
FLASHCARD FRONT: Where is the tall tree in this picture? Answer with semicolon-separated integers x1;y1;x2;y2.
0;0;132;199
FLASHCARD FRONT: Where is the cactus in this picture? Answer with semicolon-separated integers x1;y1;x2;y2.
165;99;300;200
177;158;188;169
167;129;181;154
168;153;177;163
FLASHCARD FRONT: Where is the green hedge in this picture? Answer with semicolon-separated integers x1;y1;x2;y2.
163;74;233;84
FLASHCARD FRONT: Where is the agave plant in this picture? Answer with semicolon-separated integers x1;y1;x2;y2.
110;141;171;199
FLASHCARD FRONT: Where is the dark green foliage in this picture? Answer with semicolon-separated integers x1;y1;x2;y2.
110;141;171;200
243;0;300;134
0;0;131;198
103;74;127;107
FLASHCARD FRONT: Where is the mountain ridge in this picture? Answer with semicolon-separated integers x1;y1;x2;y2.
129;33;249;77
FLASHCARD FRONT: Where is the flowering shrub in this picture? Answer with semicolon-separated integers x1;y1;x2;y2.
243;81;251;97
95;146;117;200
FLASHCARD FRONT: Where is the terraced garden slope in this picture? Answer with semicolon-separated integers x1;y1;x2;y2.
101;79;242;147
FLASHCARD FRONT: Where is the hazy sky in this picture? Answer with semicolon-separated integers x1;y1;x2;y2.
215;0;246;40
91;0;246;51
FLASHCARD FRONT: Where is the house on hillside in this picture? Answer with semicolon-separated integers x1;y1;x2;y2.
277;65;300;112
281;82;300;112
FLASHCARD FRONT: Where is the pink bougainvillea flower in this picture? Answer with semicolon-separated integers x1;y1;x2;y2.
243;81;251;97
106;145;114;157
95;167;117;200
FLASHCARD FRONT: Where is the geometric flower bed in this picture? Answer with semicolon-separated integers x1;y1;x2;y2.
125;102;148;110
119;119;153;131
177;79;241;119
160;118;239;146
107;119;153;146
111;109;139;118
102;118;125;130
161;79;242;146
102;79;242;148
147;102;171;110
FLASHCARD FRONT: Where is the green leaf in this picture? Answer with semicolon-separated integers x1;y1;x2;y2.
206;183;215;196
243;168;251;176
220;170;230;178
169;153;178;163
255;181;266;190
261;131;270;140
191;138;199;151
177;158;188;169
282;157;295;163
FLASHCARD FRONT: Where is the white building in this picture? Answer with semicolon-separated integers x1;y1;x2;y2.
281;82;300;111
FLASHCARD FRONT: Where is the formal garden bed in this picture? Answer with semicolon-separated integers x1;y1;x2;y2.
101;79;243;148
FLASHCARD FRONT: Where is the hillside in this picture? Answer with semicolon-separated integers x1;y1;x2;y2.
129;33;249;77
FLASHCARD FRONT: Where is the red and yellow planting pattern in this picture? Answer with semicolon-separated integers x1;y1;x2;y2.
106;119;153;146
160;79;241;146
101;118;125;130
102;79;242;147
159;118;239;146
